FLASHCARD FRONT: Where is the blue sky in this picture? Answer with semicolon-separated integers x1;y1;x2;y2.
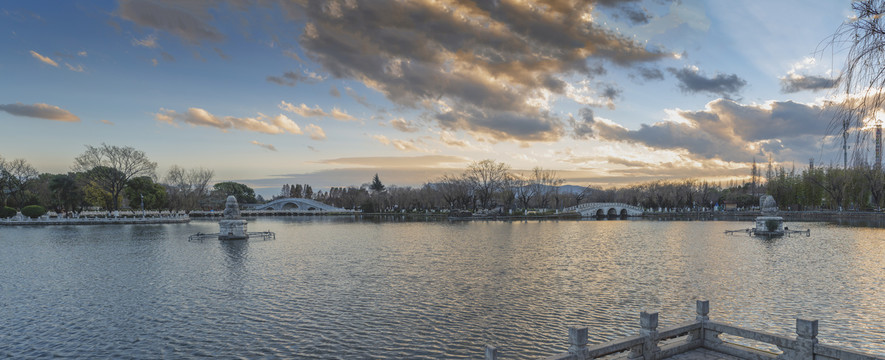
0;1;858;197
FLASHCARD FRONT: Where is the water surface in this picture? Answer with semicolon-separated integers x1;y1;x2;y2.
1;218;883;358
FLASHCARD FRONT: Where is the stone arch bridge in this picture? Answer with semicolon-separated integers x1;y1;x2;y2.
562;202;644;217
249;198;349;212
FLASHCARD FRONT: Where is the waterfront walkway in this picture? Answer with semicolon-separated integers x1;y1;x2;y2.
0;214;190;226
664;348;742;360
486;300;883;360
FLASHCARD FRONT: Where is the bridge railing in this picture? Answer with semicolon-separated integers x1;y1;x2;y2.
484;300;884;360
562;202;645;214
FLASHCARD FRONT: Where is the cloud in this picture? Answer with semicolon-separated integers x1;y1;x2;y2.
78;51;87;57
213;47;229;59
345;87;371;108
315;155;468;168
250;140;277;151
267;72;307;86
283;50;303;62
292;0;670;142
267;69;325;86
633;67;665;81
569;108;596;139
305;124;326;140
65;63;85;72
116;0;674;143
438;130;471;148
668;66;747;99
592;98;838;163
155;107;303;135
132;34;159;48
30;50;58;67
435;106;563;142
101;119;114;125
0;102;79;122
780;73;839;93
329;85;341;97
597;1;654;24
372;134;425;152
116;0;224;43
389;118;419;133
279;101;357;121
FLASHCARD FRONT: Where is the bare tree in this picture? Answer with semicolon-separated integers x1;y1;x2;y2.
529;167;564;209
164;165;214;210
0;157;39;207
827;0;885;166
465;159;510;209
73;144;158;210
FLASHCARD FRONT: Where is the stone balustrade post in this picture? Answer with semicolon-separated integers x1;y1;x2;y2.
484;345;498;360
688;300;709;343
794;319;818;360
629;312;661;360
568;327;589;360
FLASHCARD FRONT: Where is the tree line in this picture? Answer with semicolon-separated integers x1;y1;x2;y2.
4;144;884;215
0;144;260;214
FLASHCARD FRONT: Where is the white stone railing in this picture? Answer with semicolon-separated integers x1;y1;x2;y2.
484;300;883;360
562;202;645;214
0;213;189;225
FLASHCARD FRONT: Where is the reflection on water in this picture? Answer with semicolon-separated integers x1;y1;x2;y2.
0;219;883;359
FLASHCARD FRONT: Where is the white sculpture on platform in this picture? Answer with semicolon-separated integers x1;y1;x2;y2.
218;195;249;240
760;195;778;214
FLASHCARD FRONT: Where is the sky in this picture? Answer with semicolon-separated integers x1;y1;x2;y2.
0;0;861;197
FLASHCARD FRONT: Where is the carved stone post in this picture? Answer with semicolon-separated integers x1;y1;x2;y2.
688;300;709;343
636;312;661;360
484;345;498;360
568;327;589;360
794;319;818;360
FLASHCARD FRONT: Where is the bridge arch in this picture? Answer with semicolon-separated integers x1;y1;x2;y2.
251;198;348;212
562;202;644;218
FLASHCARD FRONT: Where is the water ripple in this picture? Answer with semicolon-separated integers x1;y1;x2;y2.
0;219;883;359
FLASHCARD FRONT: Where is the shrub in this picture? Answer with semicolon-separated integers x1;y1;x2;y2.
0;206;16;218
21;205;47;218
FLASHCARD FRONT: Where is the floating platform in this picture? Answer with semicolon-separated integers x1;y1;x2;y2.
725;215;810;238
188;231;275;242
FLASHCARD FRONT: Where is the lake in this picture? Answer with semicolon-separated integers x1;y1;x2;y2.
1;218;883;359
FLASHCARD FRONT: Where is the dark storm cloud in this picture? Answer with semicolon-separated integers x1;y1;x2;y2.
780;73;839;93
668;67;746;99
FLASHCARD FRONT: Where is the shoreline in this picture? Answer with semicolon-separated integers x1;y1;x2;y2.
5;210;885;227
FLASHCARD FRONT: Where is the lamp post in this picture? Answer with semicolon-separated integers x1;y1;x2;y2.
140;193;145;218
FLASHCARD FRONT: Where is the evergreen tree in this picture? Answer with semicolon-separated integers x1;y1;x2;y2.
370;173;385;193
